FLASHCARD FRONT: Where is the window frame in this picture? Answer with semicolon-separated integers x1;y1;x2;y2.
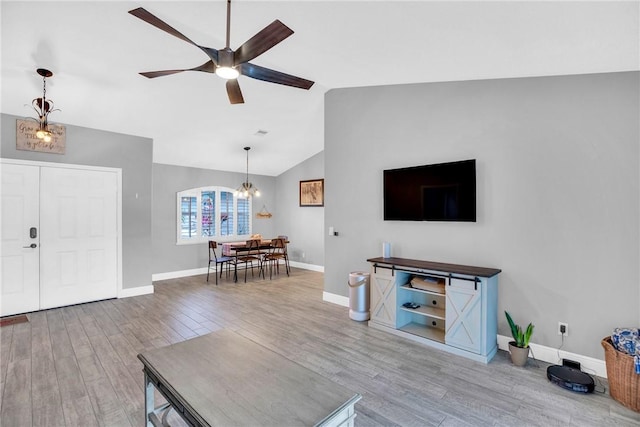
176;186;253;245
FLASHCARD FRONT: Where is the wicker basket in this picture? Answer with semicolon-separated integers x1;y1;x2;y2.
601;337;639;412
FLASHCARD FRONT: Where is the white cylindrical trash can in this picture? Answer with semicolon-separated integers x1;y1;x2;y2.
348;271;370;321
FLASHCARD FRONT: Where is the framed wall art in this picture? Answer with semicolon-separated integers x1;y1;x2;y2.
299;179;324;207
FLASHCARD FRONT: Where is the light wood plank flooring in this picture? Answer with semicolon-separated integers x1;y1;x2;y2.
1;268;639;426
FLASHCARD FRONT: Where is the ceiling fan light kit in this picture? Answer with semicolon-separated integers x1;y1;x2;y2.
215;48;239;79
215;67;239;80
129;0;314;104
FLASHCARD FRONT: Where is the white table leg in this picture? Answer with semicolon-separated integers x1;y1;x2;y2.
144;371;155;427
144;371;173;427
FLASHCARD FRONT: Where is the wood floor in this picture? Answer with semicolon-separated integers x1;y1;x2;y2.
1;268;639;427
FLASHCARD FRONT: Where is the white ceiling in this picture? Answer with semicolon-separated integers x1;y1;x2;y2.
2;1;638;176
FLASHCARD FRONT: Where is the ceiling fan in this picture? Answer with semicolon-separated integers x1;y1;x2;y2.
129;0;314;104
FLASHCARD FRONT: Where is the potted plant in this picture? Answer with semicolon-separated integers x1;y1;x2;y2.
505;311;534;367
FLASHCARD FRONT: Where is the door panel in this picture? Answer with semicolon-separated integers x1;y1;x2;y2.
39;167;117;309
445;280;482;354
370;268;396;327
1;164;40;316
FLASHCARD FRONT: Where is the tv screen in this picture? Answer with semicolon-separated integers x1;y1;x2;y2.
384;159;476;222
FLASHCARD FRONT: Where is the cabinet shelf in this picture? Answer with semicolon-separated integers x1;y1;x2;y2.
399;305;445;320
400;284;444;296
398;322;445;343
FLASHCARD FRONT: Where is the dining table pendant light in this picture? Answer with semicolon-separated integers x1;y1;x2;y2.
235;146;260;198
30;68;59;143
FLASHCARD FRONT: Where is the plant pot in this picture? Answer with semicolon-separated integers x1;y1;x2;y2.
508;341;530;367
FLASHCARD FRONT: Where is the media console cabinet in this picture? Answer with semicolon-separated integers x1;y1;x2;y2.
367;257;501;363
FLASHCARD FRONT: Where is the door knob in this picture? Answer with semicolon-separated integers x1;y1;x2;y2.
23;243;37;248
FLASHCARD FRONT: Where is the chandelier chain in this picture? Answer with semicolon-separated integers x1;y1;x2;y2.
236;146;260;197
245;147;249;183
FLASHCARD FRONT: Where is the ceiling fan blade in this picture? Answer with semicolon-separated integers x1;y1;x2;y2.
191;61;217;73
201;47;219;64
226;79;245;104
140;69;187;79
239;63;314;90
234;20;294;65
129;8;219;64
129;8;198;45
140;61;216;79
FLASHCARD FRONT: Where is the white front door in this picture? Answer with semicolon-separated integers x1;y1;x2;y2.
39;167;118;309
1;164;41;316
1;162;119;317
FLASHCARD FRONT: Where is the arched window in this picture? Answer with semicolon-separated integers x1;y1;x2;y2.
177;186;252;244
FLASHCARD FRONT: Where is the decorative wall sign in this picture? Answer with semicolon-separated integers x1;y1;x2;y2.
300;179;324;207
16;119;66;154
256;205;273;219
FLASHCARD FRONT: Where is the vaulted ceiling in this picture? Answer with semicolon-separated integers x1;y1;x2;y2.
2;1;638;176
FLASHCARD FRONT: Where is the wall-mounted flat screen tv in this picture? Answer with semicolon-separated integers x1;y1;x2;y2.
384;159;476;222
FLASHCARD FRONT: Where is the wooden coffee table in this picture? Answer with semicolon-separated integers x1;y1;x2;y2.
138;329;361;426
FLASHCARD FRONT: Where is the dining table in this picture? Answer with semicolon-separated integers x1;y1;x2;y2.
222;239;289;282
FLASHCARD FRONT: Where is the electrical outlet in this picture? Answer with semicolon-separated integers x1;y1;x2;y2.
558;322;569;336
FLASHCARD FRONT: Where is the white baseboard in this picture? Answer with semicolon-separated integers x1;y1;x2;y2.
497;335;606;378
152;268;208;282
323;291;349;307
152;262;324;282
118;285;154;298
289;261;324;272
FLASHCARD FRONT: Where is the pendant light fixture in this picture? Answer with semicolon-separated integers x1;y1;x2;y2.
235;147;260;198
30;68;60;143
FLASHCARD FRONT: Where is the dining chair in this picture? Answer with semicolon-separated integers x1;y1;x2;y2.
232;239;264;282
207;241;233;285
263;238;290;279
278;236;291;275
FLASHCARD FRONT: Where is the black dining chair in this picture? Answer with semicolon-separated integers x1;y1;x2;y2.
277;236;291;275
232;239;265;282
263;238;290;279
207;241;233;285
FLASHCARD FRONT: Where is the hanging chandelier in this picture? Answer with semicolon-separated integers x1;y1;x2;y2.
29;68;60;143
235;146;260;198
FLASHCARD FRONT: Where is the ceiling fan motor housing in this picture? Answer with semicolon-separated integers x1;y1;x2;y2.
218;48;234;69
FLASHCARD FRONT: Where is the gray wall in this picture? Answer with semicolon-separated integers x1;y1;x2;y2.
324;72;639;359
152;163;276;274
275;151;324;266
1;113;153;290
